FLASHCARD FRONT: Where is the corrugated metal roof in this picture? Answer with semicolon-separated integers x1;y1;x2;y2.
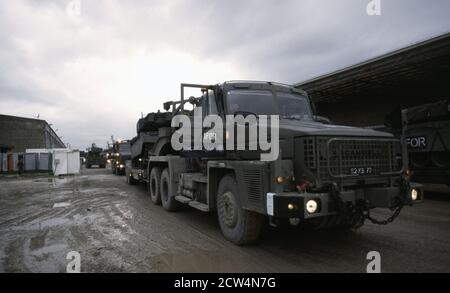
295;32;450;103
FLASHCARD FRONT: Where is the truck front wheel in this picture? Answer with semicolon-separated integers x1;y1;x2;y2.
149;167;162;205
160;168;180;212
217;175;263;245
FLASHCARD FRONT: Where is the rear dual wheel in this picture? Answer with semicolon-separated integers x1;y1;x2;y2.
149;167;162;205
160;168;180;212
149;167;180;211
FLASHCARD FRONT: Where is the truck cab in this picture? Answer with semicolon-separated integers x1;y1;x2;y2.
111;140;131;175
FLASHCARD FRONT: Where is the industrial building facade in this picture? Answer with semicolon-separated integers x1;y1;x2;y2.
0;114;65;153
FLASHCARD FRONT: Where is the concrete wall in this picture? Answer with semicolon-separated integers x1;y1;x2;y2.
0;114;65;153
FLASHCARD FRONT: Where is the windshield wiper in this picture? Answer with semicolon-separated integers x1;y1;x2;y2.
234;110;258;117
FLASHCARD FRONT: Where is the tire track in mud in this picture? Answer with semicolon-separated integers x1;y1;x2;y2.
0;172;129;272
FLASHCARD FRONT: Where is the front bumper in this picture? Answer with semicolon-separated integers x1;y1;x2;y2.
266;183;424;219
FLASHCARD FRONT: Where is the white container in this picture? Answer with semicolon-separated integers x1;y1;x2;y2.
25;149;80;176
53;150;80;176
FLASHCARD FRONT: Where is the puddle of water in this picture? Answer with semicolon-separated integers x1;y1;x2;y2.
53;202;71;208
18;217;71;231
52;177;73;187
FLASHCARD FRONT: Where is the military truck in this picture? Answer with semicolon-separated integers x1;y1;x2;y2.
85;144;106;169
126;81;423;245
110;140;131;175
384;100;450;185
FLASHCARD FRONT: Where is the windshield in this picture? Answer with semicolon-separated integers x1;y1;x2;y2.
226;89;312;118
277;92;312;119
226;90;275;115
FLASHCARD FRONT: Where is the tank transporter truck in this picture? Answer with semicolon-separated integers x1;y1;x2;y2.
125;81;423;245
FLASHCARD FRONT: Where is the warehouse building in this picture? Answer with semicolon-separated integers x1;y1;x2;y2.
295;32;450;126
0;114;65;153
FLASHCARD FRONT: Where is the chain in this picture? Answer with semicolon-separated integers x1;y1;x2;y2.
363;180;407;226
364;203;404;226
330;182;406;228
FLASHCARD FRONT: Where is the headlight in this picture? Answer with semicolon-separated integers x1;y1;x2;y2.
119;164;124;169
107;159;111;164
306;200;318;214
411;189;419;201
276;176;285;184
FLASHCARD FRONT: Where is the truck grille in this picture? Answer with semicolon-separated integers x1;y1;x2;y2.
302;137;402;181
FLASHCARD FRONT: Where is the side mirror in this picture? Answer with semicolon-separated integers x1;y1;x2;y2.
188;96;203;106
188;96;196;104
314;115;332;124
163;102;172;111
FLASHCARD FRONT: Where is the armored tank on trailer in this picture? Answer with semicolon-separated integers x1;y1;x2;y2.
125;112;174;185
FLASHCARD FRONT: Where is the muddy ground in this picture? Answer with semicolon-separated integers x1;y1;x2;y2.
0;167;449;273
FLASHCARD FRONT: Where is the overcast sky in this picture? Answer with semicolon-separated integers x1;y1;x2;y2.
0;0;449;150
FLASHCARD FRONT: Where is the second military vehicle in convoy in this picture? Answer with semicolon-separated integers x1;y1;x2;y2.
85;144;106;169
126;81;423;245
111;140;131;175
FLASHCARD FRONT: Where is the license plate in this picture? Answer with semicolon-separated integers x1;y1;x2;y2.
350;167;373;176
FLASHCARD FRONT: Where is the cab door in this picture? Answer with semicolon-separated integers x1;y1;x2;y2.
202;90;225;156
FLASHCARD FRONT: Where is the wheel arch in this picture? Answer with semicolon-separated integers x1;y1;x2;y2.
208;161;270;214
208;167;236;212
